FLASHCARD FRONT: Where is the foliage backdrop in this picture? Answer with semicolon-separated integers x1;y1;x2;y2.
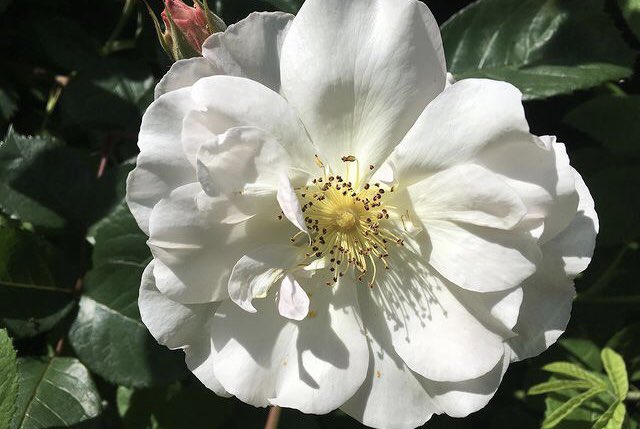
0;0;639;428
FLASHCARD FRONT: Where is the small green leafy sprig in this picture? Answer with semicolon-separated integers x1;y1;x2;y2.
529;348;635;429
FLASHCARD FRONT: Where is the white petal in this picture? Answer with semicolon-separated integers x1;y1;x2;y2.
138;260;215;349
341;276;437;429
421;348;510;418
211;279;368;413
507;172;594;360
408;164;526;229
148;183;289;304
155;57;219;99
278;275;310;321
228;245;302;313
184;321;231;398
183;76;317;172
425;220;541;292
126;88;196;234
138;261;230;397
277;173;308;234
544;168;598;278
376;244;506;382
202;12;294;93
508;272;575;361
280;0;446;177
196;126;292;197
475;136;579;244
391;79;531;185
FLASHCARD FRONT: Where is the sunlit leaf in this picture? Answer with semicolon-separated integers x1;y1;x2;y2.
601;348;629;400
592;401;626;429
529;380;593;395
0;329;18;429
10;357;101;429
543;362;608;387
543;388;605;428
441;0;635;100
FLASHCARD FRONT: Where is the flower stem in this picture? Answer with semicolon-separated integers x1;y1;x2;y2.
627;391;640;402
264;406;281;429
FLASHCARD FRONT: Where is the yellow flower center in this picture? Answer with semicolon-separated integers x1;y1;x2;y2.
289;156;406;288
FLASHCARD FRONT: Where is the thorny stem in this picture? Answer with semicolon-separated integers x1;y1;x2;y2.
264;406;281;429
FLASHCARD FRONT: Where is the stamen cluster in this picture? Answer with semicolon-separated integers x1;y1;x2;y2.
288;160;405;288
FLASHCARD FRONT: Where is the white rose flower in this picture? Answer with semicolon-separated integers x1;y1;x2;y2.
127;0;599;427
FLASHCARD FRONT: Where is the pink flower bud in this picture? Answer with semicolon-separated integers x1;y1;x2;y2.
161;0;210;53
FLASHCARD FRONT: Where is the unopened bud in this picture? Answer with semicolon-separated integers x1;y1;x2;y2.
146;0;226;62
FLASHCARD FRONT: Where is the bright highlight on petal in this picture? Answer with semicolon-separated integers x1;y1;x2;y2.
127;1;598;428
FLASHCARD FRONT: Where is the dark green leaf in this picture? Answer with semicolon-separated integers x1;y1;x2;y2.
69;203;186;387
59;59;155;131
601;348;629;400
529;380;594;395
11;356;101;429
117;380;232;429
565;95;640;156
0;227;76;338
543;388;605;428
441;0;635;100
560;338;604;371
0;329;18;428
264;0;304;13
0;128;118;229
25;16;99;72
618;0;640;41
0;88;17;121
588;167;640;246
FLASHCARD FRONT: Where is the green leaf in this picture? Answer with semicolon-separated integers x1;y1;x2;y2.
618;0;640;41
11;356;101;429
0;329;18;428
441;0;636;100
0;87;17;121
543;362;608;387
529;380;594;395
565;95;640;157
0;226;76;338
601;348;629;400
543;388;605;428
69;203;186;387
545;390;610;429
117;380;232;429
560;338;604;371
593;401;626;429
0;128;118;229
264;0;304;13
59;59;155;131
608;324;640;385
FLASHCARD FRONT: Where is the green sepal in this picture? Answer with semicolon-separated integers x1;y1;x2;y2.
195;0;227;33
